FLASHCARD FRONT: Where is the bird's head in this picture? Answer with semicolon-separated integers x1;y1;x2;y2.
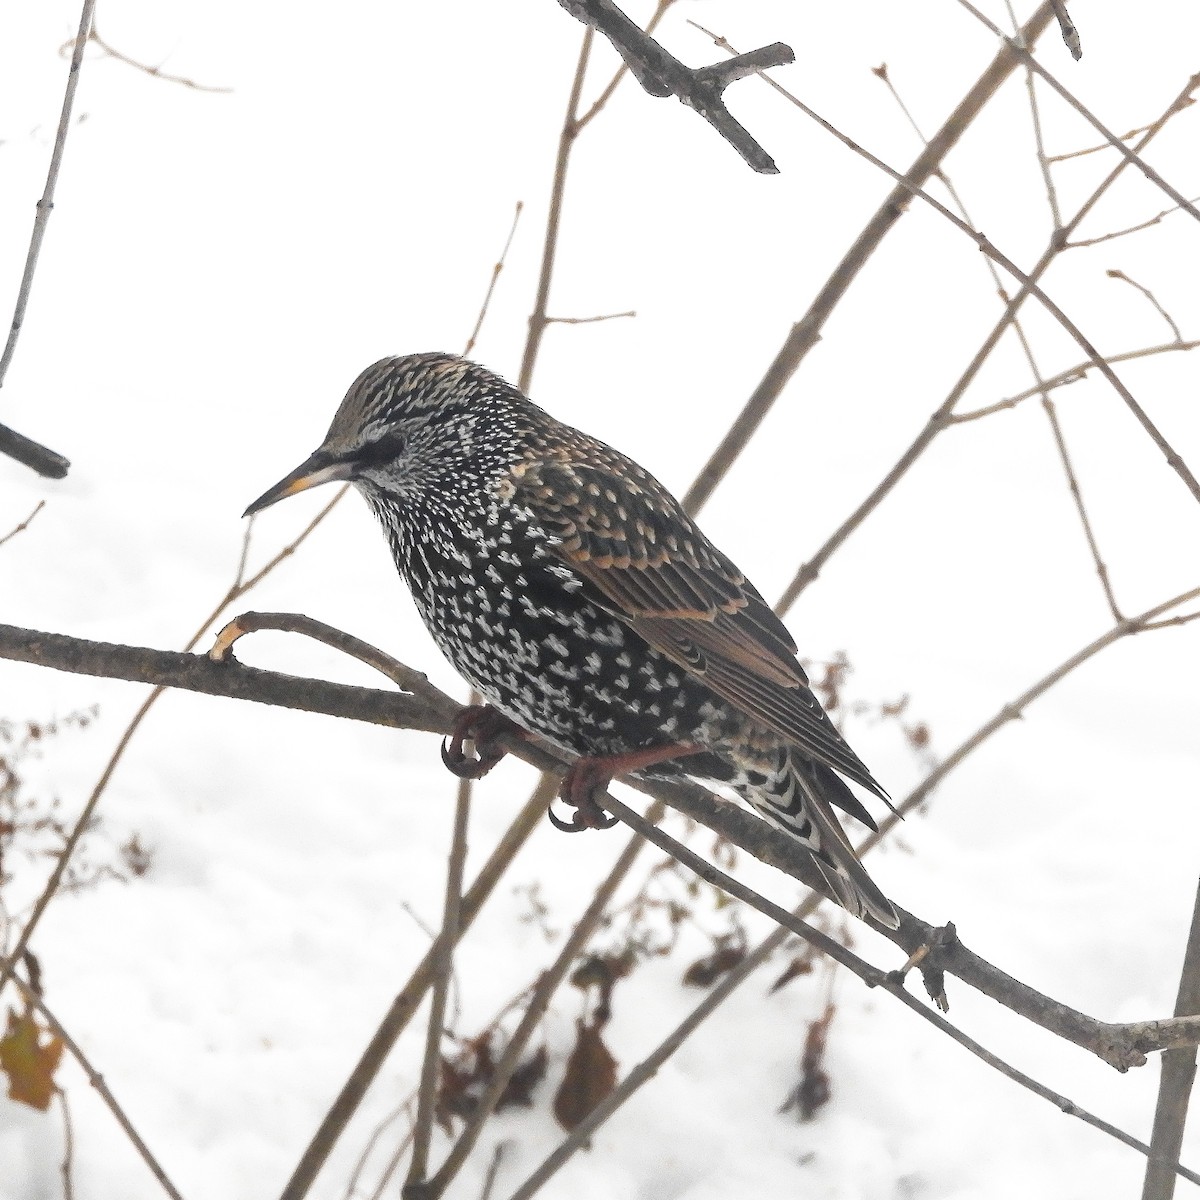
244;352;529;517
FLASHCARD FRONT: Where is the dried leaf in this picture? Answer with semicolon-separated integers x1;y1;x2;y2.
768;953;815;993
553;1018;618;1131
434;1031;495;1131
0;1006;64;1111
780;1003;836;1122
497;1045;548;1111
682;944;746;989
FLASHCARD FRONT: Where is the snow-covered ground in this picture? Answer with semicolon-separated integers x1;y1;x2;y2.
2;1;1199;1196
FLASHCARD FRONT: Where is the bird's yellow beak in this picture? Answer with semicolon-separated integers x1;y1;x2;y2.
243;450;356;517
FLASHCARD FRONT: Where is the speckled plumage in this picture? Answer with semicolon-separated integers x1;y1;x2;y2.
246;352;898;927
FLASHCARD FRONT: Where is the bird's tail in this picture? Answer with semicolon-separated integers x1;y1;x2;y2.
734;750;899;929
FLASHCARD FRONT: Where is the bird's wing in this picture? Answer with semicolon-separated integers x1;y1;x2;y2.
511;453;887;801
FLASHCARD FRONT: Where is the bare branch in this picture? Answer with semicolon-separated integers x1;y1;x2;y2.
680;1;1061;516
209;610;430;693
1070;195;1200;247
405;780;471;1195
2;958;187;1200
0;0;95;475
57;1086;76;1200
544;310;635;325
0;499;45;548
556;0;793;173
954;0;1199;223
776;71;1200;607
875;50;1119;619
742;48;1200;509
425;807;662;1198
1040;395;1123;620
518;28;594;393
81;22;232;93
463;202;524;359
576;0;676;129
0;491;346;1002
515;796;1200;1191
0;423;69;478
1107;269;1185;344
278;783;554;1200
5;586;1200;1078
1143;881;1200;1200
1050;0;1082;60
948;340;1200;424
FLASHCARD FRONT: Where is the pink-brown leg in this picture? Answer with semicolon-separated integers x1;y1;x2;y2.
440;704;527;779
548;743;703;832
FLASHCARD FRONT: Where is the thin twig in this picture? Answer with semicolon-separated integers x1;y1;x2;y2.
877;53;1120;619
954;0;1199;223
680;2;1061;516
364;1105;416;1200
0;0;95;476
277;783;553;1200
948;340;1200;423
775;71;1200;608
478;1142;510;1200
405;779;471;1194
82;23;232;93
464;203;524;359
732;38;1200;508
0;499;45;548
0;0;95;389
209;610;429;693
1107;269;1185;345
544;310;635;325
425;807;663;1197
1070;196;1200;248
2;959;187;1200
1017;22;1062;229
518;29;594;394
521;796;1200;1191
1142;880;1200;1200
1040;395;1123;620
0;489;346;1001
342;1096;414;1200
57;1086;75;1200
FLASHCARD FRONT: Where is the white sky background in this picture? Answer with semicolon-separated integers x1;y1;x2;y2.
1;1;1199;1197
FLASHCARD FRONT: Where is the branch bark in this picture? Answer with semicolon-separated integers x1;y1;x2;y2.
555;0;793;173
1142;880;1200;1200
5;612;1200;1080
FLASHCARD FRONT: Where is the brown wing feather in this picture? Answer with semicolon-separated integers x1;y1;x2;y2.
513;452;887;801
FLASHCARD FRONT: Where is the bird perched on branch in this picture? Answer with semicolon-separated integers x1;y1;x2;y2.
245;353;898;927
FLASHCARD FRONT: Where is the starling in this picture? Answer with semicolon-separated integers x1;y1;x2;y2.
245;353;898;927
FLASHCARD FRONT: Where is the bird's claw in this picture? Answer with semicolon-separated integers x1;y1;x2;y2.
440;704;521;780
547;797;619;832
547;760;620;832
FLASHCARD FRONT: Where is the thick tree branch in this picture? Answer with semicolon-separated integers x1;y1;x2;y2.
4;616;1200;1081
554;0;793;173
0;422;70;478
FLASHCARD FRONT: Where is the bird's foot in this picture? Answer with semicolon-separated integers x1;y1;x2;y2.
440;704;525;779
549;759;622;832
548;743;704;833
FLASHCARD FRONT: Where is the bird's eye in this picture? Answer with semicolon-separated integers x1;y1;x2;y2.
355;430;409;468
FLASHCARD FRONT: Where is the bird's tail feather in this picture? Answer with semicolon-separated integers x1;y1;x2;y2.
739;751;899;929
